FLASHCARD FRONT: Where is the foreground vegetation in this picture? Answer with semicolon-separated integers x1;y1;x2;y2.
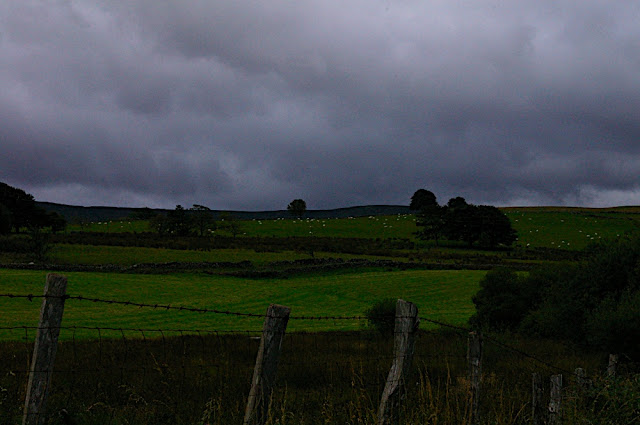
2;330;635;424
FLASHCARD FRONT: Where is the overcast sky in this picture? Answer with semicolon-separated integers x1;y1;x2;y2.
1;1;639;210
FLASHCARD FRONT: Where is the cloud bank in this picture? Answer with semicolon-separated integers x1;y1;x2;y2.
1;1;639;209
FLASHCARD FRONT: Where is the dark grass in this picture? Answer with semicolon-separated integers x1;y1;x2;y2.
0;329;616;425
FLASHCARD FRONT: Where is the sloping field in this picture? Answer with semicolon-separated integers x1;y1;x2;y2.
504;207;640;250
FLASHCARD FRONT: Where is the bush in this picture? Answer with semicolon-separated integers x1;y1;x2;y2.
0;234;32;253
576;374;640;424
472;231;640;358
470;268;536;331
587;289;640;357
365;298;397;335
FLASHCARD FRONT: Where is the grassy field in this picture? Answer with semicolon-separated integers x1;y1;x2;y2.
64;208;640;251
0;268;484;339
504;208;640;250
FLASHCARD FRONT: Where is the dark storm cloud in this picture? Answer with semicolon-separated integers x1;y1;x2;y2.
1;0;639;209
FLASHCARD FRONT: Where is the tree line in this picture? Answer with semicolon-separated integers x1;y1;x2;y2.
410;189;517;249
146;205;243;237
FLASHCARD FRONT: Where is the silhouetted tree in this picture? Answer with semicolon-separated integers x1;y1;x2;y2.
410;189;438;211
0;182;66;232
416;204;446;246
476;205;517;248
149;213;170;235
0;203;11;234
287;199;307;218
443;197;480;246
190;204;215;236
168;205;192;236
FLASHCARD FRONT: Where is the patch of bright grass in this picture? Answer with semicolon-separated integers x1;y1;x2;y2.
0;268;485;339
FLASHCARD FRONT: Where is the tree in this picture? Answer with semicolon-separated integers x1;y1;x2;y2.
416;204;446;246
287;199;307;218
130;207;156;220
0;203;11;234
149;213;171;235
0;182;41;231
0;181;66;232
168;205;192;236
410;189;437;211
220;212;242;238
476;205;517;248
47;211;67;234
443;197;480;246
190;204;215;236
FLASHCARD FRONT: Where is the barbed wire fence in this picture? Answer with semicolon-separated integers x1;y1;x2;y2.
0;274;624;425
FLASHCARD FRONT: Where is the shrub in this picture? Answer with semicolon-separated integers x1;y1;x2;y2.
587;289;640;357
470;268;533;331
472;231;640;357
576;374;640;424
365;298;397;335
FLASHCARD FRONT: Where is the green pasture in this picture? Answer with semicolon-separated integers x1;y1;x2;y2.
67;220;149;233
0;268;485;339
63;209;640;253
67;215;419;239
232;215;417;239
48;244;386;266
505;208;640;250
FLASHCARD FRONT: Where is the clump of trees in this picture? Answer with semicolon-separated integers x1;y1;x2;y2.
149;205;243;238
0;181;66;234
411;189;516;249
471;232;640;357
150;205;216;236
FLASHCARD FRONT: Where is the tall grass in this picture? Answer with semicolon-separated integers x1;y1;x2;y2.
0;330;629;424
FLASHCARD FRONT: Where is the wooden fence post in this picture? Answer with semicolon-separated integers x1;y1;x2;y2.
377;299;419;425
548;374;562;425
607;354;618;378
23;274;68;425
243;304;290;425
574;367;591;392
467;331;482;425
531;373;544;425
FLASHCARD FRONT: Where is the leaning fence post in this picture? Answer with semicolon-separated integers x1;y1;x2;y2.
377;299;419;425
548;374;563;425
467;331;482;425
243;304;290;425
531;373;544;425
23;274;68;425
607;354;618;378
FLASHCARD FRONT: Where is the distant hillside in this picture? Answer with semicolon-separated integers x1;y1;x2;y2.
36;202;411;222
